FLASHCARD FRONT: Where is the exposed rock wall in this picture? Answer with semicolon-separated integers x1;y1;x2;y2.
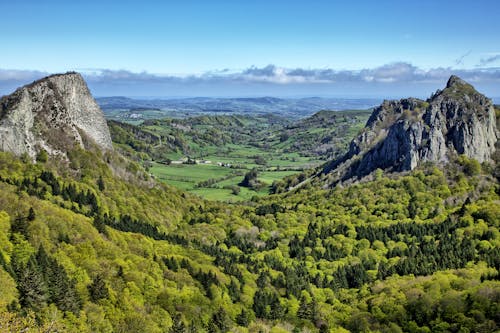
324;76;498;183
0;72;112;159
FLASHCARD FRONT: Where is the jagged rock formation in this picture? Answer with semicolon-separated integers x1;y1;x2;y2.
0;72;112;159
324;75;498;183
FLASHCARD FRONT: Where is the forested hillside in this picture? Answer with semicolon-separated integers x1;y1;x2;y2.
0;145;498;332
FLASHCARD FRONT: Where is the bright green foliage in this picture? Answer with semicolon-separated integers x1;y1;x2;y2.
36;150;48;163
0;147;498;332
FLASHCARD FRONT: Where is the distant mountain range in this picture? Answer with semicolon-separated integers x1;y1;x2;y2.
96;96;380;119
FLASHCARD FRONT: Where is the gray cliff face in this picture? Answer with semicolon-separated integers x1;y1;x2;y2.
324;76;498;183
0;72;112;158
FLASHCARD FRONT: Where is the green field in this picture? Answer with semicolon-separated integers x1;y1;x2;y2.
111;111;371;200
149;154;314;202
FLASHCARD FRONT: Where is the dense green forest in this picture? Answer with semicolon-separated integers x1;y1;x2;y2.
0;136;498;332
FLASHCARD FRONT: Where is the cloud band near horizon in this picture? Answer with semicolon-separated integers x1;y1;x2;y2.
1;63;499;98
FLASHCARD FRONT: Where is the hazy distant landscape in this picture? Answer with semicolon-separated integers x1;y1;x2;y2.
98;96;380;121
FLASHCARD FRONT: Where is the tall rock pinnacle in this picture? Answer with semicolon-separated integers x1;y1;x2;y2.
0;72;112;159
323;76;498;184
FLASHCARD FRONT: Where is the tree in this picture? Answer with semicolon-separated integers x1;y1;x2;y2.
17;257;48;311
97;175;105;191
231;185;240;195
458;155;481;176
253;289;284;320
239;168;262;190
34;247;81;313
297;295;312;320
11;214;29;236
88;275;109;302
170;313;186;333
93;215;109;236
269;295;285;320
37;247;81;313
228;278;241;302
27;208;36;221
253;289;269;318
256;271;269;288
236;309;249;327
254;155;267;166
208;307;231;332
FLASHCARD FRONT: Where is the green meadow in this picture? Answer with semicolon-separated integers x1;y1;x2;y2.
110;110;371;200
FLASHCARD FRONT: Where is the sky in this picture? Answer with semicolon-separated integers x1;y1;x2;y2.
0;0;499;98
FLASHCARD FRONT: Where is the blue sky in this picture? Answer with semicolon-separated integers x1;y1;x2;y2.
1;0;499;98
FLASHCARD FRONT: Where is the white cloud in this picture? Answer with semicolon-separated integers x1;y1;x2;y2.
1;63;500;97
0;69;49;82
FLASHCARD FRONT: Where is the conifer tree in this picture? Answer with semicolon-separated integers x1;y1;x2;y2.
18;257;48;311
236;309;249;327
88;275;109;302
27;207;36;221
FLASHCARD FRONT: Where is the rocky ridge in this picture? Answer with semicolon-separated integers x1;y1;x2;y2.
324;75;498;183
0;72;112;159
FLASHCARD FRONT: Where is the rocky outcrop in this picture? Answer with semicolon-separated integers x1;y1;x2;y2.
324;76;498;183
0;72;112;159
